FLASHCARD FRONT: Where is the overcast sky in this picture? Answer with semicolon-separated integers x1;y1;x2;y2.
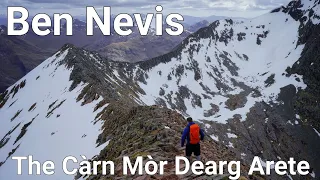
1;0;291;18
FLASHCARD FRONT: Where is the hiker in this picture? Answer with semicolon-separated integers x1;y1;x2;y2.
181;117;204;161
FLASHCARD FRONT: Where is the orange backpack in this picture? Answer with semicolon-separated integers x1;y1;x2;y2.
189;124;200;144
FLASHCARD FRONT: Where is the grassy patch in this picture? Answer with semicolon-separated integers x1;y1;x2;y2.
221;176;229;180
11;109;23;121
131;151;150;159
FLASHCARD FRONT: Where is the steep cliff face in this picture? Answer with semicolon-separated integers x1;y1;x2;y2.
286;1;320;131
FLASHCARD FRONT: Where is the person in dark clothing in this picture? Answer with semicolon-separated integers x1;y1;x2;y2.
181;117;205;161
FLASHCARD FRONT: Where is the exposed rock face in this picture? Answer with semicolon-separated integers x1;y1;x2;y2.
201;87;320;180
286;14;320;131
225;93;248;111
0;25;51;92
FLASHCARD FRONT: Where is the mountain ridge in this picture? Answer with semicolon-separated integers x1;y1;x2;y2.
0;0;320;179
0;17;214;94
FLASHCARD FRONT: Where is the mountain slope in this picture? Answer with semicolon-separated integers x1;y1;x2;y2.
114;1;313;123
98;21;212;63
85;23;202;63
84;104;252;180
96;33;189;63
115;0;319;176
0;46;244;180
15;18;206;64
0;25;51;93
0;49;108;179
0;0;320;179
18;19;104;52
78;0;320;177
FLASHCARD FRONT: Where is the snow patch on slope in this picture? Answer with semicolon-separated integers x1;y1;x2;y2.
136;11;307;123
